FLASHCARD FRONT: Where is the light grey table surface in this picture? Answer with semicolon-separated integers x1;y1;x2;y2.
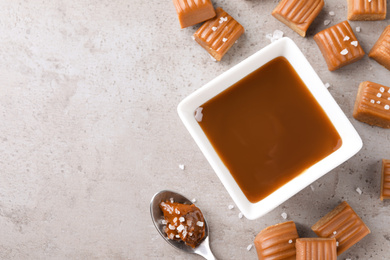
0;0;389;259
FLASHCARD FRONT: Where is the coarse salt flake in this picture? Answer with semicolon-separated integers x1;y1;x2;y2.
168;224;176;230
377;101;381;104
169;233;174;239
310;185;315;191
195;107;203;122
191;198;197;203
281;212;288;219
238;212;243;219
324;20;331;26
173;217;177;223
333;231;337;235
222;38;228;42
380;87;385;92
247;244;253;251
388;97;390;100
324;82;331;89
179;164;185;170
162;219;167;225
191;36;195;40
288;239;293;244
356;187;362;195
356;27;361;32
336;241;339;246
351;41;358;47
228;205;234;210
371;99;375;104
179;217;185;222
388;89;390;94
176;234;180;238
196;221;204;227
368;0;372;2
273;30;284;39
177;224;185;232
329;11;335;16
170;198;174;203
377;93;382;98
175;209;180;214
343;36;350;41
212;27;217;31
385;105;390;110
340;49;348;55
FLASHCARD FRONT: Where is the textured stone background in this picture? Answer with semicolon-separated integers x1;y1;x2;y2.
0;0;389;259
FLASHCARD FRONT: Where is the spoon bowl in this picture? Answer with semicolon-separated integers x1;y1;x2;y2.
150;190;216;259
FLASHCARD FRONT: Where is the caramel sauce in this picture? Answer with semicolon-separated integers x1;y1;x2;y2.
198;56;342;203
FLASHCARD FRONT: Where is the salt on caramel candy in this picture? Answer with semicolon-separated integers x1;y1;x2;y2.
369;25;390;71
311;201;370;256
347;0;386;21
381;159;390;200
254;221;298;260
172;0;216;29
353;81;390;128
193;7;244;61
314;21;365;71
272;0;324;37
296;238;337;260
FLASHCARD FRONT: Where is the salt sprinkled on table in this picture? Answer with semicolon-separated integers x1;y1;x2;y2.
324;20;331;26
329;11;335;16
238;212;243;219
247;244;253;251
324;83;331;89
281;212;288;219
356;26;361;32
191;198;197;203
179;164;185;170
228;205;234;210
356;187;362;195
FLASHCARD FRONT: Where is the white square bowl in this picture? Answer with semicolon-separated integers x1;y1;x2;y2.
177;37;362;220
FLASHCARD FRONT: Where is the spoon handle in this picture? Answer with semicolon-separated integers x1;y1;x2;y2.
194;237;217;260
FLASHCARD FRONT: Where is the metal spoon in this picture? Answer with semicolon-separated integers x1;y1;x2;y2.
150;190;217;260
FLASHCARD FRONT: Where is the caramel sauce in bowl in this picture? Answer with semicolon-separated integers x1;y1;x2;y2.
178;38;362;220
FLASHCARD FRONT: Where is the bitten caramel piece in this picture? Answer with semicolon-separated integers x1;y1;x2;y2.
347;0;386;21
193;8;244;61
311;201;370;256
254;221;298;260
381;159;390;200
369;25;390;71
314;21;365;71
272;0;324;37
353;81;390;128
172;0;216;29
296;238;337;260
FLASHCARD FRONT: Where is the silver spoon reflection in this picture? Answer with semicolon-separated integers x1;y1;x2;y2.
150;190;216;260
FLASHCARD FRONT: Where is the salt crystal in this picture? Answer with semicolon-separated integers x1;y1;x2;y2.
247;244;253;251
310;185;315;191
371;99;375;104
177;224;185;232
288;239;293;244
324;82;331;89
368;0;372;2
196;221;204;227
238;212;243;219
210;55;217;62
385;105;390;110
333;231;337;235
182;229;187;238
179;164;185;170
191;36;195;40
377;101;381;104
235;40;238;44
176;234;180;238
377;93;382;98
340;49;348;55
380;87;385;92
266;33;274;41
189;232;193;236
169;224;176;230
212;27;217;31
388;89;390;94
324;20;331;26
191;198;197;203
175;209;180;214
228;205;234;210
162;219;167;225
170;198;174;203
351;41;358;47
356;187;362;195
222;38;228;42
195;107;203;122
336;241;339;246
388;97;390;100
169;233;174;239
179;217;185;222
273;30;284;40
329;11;335;16
281;212;288;219
343;36;350;41
356;27;361;32
173;217;177;223
187;220;192;226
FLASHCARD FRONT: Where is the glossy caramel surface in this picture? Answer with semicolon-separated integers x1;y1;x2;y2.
198;57;342;203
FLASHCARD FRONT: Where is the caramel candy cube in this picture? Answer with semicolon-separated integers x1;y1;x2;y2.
381;159;390;200
193;8;244;61
353;81;390;128
314;21;365;71
369;25;390;71
347;0;386;21
296;238;337;260
311;201;370;256
272;0;324;37
172;0;216;29
254;221;298;260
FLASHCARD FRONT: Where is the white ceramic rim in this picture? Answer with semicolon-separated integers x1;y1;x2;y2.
177;37;363;220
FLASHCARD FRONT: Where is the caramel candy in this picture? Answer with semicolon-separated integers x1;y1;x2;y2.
254;221;298;260
311;201;370;256
272;0;324;37
347;0;386;21
193;8;244;61
369;25;390;71
381;159;390;200
172;0;216;29
296;238;337;260
353;81;390;128
314;21;365;71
